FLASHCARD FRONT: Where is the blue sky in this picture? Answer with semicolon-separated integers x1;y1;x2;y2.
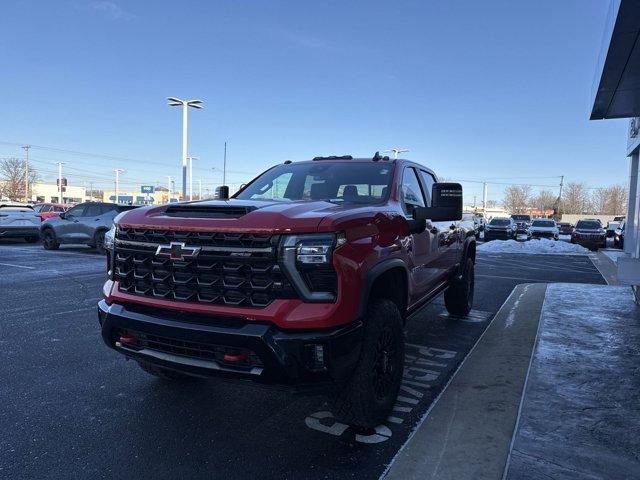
0;0;627;202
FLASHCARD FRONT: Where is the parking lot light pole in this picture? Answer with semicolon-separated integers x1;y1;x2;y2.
167;97;203;200
187;156;198;201
166;175;172;202
114;169;124;204
55;162;64;203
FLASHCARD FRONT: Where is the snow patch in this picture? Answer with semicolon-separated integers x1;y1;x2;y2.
477;238;590;255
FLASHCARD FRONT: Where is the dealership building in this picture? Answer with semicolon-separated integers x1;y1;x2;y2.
591;0;640;287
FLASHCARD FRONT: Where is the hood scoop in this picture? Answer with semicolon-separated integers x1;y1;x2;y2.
164;204;257;218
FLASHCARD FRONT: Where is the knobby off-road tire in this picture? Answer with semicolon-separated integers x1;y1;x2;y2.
42;229;59;250
331;299;405;429
137;361;194;381
444;257;475;317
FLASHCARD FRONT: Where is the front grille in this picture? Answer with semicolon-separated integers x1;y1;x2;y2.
532;231;554;238
114;328;263;369
114;228;297;307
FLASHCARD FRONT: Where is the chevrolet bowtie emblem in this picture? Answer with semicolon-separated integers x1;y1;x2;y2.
155;241;201;261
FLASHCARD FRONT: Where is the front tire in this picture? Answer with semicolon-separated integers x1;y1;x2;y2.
42;229;59;250
331;299;404;428
94;230;106;254
444;258;475;317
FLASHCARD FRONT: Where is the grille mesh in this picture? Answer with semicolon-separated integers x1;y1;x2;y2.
115;228;296;307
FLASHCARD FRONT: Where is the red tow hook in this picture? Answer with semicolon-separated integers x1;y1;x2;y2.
223;353;247;363
118;334;138;347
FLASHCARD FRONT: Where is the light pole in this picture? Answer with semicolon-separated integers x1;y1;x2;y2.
384;148;409;160
22;145;30;202
114;169;124;203
55;162;64;203
187;156;198;201
166;175;172;203
167;97;203;199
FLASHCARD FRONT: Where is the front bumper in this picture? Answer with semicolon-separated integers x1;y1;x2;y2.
484;230;513;240
572;236;606;248
530;232;557;240
0;226;39;238
98;300;362;390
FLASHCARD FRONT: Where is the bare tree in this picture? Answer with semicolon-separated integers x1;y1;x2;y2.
604;184;627;215
531;189;558;214
0;157;40;201
503;185;532;214
562;182;591;214
591;187;610;215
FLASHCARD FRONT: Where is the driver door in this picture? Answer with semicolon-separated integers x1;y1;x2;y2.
400;167;441;306
57;204;87;242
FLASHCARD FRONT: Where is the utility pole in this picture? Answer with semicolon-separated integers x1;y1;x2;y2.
558;175;565;216
473;195;477;208
55;162;64;203
89;182;93;201
167;97;203;199
114;169;124;203
198;179;202;200
22;145;30;202
223;141;227;186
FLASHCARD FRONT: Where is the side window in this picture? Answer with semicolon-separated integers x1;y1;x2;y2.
66;205;86;218
419;171;435;206
401;167;426;218
84;204;102;217
101;204;117;214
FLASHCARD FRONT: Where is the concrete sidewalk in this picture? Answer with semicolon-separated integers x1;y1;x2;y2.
383;281;640;480
384;283;547;480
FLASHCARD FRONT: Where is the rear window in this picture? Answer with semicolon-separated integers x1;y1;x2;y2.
576;221;601;229
531;220;555;227
511;215;530;221
490;219;510;226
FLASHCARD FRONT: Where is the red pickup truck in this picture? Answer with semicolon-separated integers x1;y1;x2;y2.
98;155;475;427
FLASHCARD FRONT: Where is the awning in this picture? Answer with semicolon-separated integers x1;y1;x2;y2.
591;0;640;120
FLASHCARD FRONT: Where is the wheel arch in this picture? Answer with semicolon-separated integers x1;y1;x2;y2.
358;259;409;320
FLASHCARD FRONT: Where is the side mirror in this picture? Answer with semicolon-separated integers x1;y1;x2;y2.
407;218;426;235
59;212;66;220
415;182;463;222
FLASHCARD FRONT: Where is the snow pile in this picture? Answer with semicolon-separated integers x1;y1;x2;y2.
478;238;590;255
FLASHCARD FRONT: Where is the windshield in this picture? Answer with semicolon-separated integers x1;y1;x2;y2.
576;221;601;230
511;215;530;221
236;162;395;204
490;219;510;226
532;220;555;227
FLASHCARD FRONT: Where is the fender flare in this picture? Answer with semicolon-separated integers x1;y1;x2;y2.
357;258;409;319
458;236;477;274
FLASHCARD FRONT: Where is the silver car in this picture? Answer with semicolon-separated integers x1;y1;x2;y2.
0;203;41;242
40;202;136;253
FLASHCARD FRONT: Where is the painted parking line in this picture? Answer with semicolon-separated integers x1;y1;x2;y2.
0;262;36;269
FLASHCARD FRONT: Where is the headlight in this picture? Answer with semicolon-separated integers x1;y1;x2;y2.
280;233;345;302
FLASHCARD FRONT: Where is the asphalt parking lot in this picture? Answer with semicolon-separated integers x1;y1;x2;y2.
0;241;606;480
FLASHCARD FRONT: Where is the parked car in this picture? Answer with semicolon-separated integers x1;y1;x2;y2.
474;212;486;231
0;202;41;242
557;221;574;235
460;212;479;234
510;214;532;234
529;218;559;240
98;155;475;428
614;220;625;249
41;202;136;253
483;217;516;240
606;220;620;237
33;203;71;221
571;219;607;250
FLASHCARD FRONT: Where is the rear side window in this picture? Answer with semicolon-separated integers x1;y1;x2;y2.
401;167;426;217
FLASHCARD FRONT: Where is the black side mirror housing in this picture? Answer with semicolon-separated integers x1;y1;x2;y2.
407;218;426;235
415;182;463;222
59;212;66;220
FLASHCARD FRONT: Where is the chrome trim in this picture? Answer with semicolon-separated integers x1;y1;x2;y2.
115;238;273;254
115;343;264;375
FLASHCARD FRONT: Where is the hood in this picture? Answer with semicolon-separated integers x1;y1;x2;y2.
116;198;388;233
